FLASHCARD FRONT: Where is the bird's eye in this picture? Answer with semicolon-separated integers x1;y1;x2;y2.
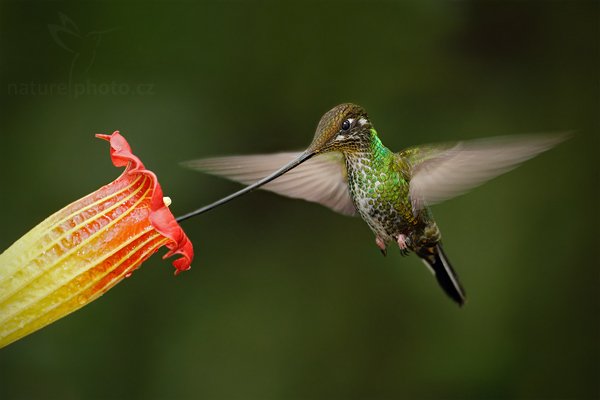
341;119;351;131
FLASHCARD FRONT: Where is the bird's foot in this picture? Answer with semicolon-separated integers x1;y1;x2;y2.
375;237;387;257
397;234;410;256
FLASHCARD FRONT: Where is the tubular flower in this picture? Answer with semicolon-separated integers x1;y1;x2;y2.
0;131;194;348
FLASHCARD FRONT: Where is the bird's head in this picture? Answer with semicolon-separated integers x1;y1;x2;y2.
307;103;372;155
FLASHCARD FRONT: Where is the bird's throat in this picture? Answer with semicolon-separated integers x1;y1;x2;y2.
343;128;393;173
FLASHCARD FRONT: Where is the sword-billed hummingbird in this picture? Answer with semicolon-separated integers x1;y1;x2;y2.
179;103;566;306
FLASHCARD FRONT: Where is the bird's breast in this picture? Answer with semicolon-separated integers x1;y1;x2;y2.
345;154;414;242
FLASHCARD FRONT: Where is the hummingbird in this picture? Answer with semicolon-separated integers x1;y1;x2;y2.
179;103;566;306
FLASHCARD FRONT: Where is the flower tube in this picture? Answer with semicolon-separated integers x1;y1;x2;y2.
0;131;194;348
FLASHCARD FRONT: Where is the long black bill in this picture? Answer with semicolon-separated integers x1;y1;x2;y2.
176;151;316;222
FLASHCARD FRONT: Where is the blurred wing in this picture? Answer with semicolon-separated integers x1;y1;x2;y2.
408;134;569;212
182;151;357;216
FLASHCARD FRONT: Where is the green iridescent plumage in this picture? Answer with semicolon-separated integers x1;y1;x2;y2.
344;127;441;256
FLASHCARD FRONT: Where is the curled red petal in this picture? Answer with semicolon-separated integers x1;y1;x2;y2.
95;131;193;273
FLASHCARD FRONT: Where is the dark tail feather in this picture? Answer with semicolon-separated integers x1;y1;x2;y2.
420;244;466;306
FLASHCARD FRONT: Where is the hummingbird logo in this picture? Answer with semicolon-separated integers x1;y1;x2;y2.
48;13;116;84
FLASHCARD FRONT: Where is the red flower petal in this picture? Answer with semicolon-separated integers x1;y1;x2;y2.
96;131;193;273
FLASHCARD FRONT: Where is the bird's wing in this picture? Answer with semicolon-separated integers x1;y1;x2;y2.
405;134;568;213
182;151;357;216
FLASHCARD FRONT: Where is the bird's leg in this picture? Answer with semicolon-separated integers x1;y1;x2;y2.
397;234;410;256
375;237;387;257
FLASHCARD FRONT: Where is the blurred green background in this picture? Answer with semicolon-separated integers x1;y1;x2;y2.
0;1;598;399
